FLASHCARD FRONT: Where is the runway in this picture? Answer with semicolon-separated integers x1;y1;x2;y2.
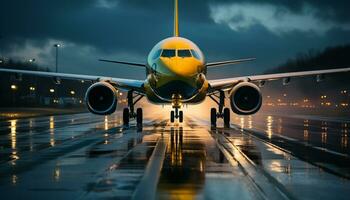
0;111;349;200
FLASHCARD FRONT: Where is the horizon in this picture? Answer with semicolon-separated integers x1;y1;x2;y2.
1;0;350;79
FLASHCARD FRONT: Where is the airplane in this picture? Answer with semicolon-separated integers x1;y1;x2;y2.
1;0;350;128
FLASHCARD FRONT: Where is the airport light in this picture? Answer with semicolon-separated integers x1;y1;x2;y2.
11;85;17;90
70;90;75;95
50;89;55;93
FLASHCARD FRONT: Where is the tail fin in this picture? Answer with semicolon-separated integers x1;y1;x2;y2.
174;0;179;37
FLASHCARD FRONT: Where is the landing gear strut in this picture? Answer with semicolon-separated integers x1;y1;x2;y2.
123;90;144;126
170;94;183;123
170;107;183;123
209;90;230;128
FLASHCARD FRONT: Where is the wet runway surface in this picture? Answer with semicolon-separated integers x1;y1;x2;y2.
0;112;350;199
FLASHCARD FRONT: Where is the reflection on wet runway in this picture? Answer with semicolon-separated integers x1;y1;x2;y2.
158;127;206;198
0;112;350;200
233;114;350;155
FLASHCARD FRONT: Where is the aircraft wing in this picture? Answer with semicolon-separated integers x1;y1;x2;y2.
99;59;146;67
206;58;256;68
208;67;350;92
0;68;145;92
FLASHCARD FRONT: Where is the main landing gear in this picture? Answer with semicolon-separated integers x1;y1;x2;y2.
209;90;230;128
123;90;144;126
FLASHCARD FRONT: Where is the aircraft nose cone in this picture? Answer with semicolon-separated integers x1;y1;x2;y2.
159;58;200;77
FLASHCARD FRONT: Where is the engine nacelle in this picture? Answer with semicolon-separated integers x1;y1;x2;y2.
85;82;118;115
229;82;262;115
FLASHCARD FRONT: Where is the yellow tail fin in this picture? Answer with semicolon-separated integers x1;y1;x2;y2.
174;0;179;37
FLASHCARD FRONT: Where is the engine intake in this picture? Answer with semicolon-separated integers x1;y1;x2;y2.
85;82;118;115
229;82;262;115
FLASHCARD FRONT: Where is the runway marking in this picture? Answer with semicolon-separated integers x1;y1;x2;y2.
213;129;295;200
232;125;350;179
2;112;350;199
79;130;148;199
0;113;123;181
80;117;168;199
155;121;261;200
187;113;294;199
132;134;168;200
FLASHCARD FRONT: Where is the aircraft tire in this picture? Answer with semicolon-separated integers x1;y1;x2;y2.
170;111;175;123
179;111;183;123
123;108;129;125
210;108;217;127
136;108;143;125
224;108;230;128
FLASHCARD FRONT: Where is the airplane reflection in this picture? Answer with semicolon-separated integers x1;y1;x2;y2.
158;127;205;198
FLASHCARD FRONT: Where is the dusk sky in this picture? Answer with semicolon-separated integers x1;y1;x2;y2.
1;0;350;79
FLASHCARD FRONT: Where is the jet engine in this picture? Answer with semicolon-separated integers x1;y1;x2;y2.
229;82;262;115
85;82;118;115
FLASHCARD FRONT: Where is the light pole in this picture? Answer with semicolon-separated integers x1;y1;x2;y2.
53;44;61;73
53;44;61;106
0;36;3;63
28;59;37;100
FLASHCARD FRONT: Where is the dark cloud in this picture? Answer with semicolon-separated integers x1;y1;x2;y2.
1;0;350;79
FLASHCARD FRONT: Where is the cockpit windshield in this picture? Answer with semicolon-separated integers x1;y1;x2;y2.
190;50;201;60
152;49;162;60
159;49;201;59
161;49;176;58
177;49;192;58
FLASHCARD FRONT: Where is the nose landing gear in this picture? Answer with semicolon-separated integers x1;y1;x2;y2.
209;90;230;128
123;90;144;126
170;94;183;123
170;107;183;123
